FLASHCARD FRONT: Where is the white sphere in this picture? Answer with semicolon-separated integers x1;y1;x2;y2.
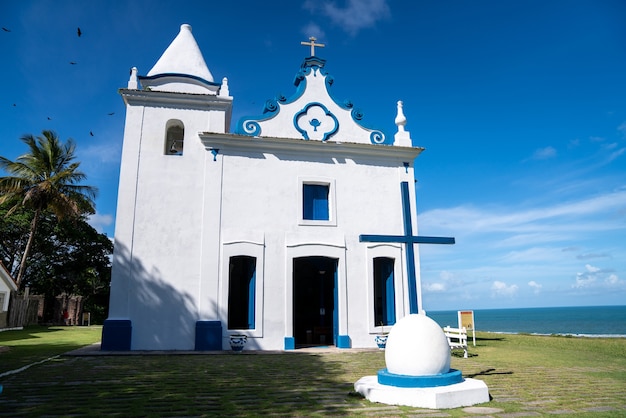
385;314;451;376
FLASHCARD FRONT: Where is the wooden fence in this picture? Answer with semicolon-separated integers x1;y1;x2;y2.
7;291;40;328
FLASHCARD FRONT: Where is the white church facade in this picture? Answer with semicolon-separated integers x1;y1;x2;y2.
102;25;451;351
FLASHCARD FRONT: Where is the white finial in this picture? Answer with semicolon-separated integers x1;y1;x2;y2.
219;77;230;97
128;67;138;89
301;36;325;56
181;24;192;33
394;100;412;147
395;100;407;132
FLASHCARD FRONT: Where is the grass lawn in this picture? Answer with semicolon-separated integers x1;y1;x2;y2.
0;325;102;374
1;326;625;417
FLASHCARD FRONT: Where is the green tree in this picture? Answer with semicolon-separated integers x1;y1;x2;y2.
0;205;32;273
0;207;113;323
27;214;113;322
0;130;97;288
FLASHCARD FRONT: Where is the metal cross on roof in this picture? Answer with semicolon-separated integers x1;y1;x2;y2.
359;181;455;314
301;36;325;56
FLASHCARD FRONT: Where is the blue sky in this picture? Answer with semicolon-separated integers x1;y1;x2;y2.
1;1;625;310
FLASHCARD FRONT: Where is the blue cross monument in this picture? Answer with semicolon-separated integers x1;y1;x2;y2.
359;181;455;314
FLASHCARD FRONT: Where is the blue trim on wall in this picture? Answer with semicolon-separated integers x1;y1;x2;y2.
384;260;396;325
303;184;330;220
293;102;339;141
377;368;463;388
138;73;220;87
370;130;386;144
337;335;351;348
248;269;256;329
400;181;419;314
359;182;455;314
235;69;310;137
101;319;132;351
284;337;295;350
235;58;392;144
333;262;339;345
195;321;223;351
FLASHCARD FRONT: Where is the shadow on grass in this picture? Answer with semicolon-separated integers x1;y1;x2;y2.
452;351;479;358
476;336;507;342
0;326;63;342
466;368;514;378
0;352;372;416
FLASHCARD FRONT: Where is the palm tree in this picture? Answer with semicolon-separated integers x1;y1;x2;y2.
0;130;97;288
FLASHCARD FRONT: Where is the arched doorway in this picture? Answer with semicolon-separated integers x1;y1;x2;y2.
293;256;338;347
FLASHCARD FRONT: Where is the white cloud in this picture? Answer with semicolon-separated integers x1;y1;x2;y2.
423;270;459;293
608;147;626;162
491;280;518;297
79;141;122;165
605;274;621;285
572;264;601;288
570;264;626;291
419;189;626;239
304;0;391;36
528;280;542;293
301;22;325;40
424;282;446;292
531;146;557;160
568;138;580;149
573;272;596;288
499;247;565;263
88;212;114;234
618;122;626;137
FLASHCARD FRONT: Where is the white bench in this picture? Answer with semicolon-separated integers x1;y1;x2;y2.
443;326;468;358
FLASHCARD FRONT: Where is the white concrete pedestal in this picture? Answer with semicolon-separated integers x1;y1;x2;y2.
354;375;490;409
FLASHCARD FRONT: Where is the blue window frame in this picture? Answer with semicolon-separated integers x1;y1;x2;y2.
303;184;329;221
228;256;256;330
374;257;396;326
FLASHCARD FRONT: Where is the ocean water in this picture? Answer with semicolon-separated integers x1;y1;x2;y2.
426;305;626;337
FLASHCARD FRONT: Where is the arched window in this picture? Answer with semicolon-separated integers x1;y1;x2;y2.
165;120;184;155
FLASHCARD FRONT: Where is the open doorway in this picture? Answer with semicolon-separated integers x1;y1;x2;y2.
293;256;338;347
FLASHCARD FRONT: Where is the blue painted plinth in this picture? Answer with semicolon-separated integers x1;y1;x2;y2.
377;368;463;388
284;337;295;350
101;319;132;351
195;321;222;351
337;334;351;348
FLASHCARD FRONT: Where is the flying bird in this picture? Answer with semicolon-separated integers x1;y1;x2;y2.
90;131;94;137
70;61;77;65
77;27;82;37
2;27;10;32
47;117;52;120
107;112;115;116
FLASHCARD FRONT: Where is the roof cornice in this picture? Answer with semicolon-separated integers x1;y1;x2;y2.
199;132;424;161
0;262;18;291
119;88;232;110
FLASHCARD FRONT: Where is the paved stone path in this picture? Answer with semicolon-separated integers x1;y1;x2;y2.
0;345;624;417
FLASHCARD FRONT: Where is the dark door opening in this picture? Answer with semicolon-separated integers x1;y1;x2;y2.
293;256;337;347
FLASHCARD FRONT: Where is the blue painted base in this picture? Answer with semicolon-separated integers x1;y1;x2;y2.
284;337;295;350
195;321;222;351
377;368;463;388
337;334;351;348
101;319;132;351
